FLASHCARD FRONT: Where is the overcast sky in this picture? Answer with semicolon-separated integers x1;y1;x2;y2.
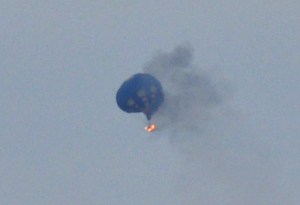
1;1;300;205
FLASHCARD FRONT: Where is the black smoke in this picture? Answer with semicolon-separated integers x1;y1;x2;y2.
143;44;228;135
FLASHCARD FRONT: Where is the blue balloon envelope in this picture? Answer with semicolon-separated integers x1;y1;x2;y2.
116;73;164;120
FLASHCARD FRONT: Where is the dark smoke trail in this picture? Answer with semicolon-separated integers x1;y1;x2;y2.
143;44;227;136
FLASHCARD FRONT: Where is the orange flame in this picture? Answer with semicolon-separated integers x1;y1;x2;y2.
145;123;157;132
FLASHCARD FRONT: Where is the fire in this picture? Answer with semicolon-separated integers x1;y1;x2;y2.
145;123;157;132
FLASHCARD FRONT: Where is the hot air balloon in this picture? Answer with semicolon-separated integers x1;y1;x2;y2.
116;73;164;121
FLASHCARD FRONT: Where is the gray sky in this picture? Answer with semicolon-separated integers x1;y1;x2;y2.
1;1;300;204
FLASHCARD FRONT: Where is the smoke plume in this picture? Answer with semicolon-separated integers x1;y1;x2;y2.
144;44;228;137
